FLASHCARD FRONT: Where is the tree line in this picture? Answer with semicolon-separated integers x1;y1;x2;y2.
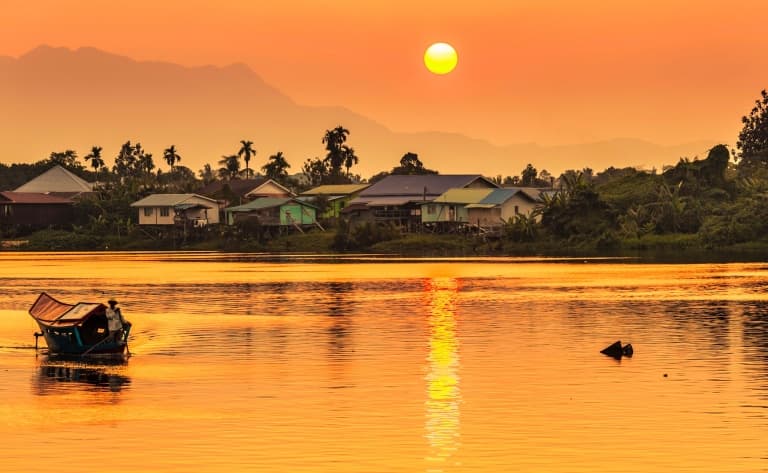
2;88;768;252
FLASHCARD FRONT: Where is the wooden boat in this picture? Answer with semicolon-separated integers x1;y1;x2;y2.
29;292;131;356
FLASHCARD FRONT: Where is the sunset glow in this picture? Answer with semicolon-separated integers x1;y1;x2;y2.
2;0;768;178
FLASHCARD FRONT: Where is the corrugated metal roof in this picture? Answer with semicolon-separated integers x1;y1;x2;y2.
0;191;73;204
15;165;93;193
226;197;318;212
196;178;270;197
174;203;211;210
432;188;495;204
479;188;539;205
500;186;545;201
130;193;218;207
352;197;414;207
300;184;369;196
359;175;497;197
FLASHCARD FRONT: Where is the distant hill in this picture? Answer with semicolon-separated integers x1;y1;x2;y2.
0;45;719;178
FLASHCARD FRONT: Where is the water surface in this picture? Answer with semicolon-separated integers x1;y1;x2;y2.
1;252;766;472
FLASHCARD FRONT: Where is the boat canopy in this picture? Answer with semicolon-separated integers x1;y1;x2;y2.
29;292;105;327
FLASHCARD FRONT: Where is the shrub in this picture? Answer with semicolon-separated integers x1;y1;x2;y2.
25;229;105;251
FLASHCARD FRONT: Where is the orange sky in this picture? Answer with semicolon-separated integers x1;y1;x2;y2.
3;0;768;148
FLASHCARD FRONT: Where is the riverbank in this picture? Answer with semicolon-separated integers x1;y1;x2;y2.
4;227;767;261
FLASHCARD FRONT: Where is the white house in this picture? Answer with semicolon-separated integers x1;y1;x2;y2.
130;193;220;226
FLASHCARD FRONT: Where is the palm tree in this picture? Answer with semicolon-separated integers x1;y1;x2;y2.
139;153;155;188
322;126;349;152
84;146;105;182
238;140;257;178
163;145;181;173
322;126;350;176
341;145;358;176
261;151;291;181
218;155;241;180
652;181;687;233
198;164;216;184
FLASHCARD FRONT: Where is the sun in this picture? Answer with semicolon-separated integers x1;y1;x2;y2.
424;42;458;75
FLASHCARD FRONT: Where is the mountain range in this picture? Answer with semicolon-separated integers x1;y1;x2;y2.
0;46;719;178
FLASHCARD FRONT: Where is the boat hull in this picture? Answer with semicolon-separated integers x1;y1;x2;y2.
35;322;129;356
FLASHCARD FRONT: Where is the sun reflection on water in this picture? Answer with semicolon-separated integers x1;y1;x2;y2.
425;277;461;471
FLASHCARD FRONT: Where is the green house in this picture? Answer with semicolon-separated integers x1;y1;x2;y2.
421;188;541;228
298;184;370;219
421;188;495;223
224;197;318;227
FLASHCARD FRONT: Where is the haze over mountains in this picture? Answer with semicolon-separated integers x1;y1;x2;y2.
1;46;719;179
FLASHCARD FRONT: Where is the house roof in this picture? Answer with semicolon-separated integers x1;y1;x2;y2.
300;184;369;196
431;188;495;204
14;165;93;193
358;175;497;198
424;188;540;208
478;188;539;205
0;191;73;204
500;187;545;201
245;180;293;197
197;178;292;198
197;178;268;197
353;196;415;207
130;193;218;207
225;197;317;212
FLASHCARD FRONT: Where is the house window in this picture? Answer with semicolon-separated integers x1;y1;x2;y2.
514;205;519;215
160;207;170;217
143;208;153;217
427;204;436;214
1;205;11;217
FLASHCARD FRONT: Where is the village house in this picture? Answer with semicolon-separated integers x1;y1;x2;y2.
14;165;95;199
297;184;370;219
196;178;294;222
130;193;220;226
224;197;319;230
197;178;292;205
344;174;498;228
422;187;542;231
0;191;74;226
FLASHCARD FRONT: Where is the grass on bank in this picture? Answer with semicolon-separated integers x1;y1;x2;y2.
7;227;768;258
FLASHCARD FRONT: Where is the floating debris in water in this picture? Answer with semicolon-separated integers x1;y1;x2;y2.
600;340;634;359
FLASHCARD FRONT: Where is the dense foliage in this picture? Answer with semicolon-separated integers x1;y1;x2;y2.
4;89;768;254
737;89;768;167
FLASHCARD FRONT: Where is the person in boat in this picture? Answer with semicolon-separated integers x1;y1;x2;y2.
106;299;130;341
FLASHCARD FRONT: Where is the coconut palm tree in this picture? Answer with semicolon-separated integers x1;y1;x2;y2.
84;146;105;182
138;153;156;189
198;163;216;184
238;140;256;178
651;181;687;233
261;151;291;181
342;145;358;176
163;145;181;173
218;154;241;180
322;126;350;176
322;126;349;152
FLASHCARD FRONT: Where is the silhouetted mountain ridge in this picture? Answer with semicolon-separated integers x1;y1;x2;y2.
0;45;718;177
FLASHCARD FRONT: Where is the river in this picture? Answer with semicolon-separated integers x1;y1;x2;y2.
0;252;766;472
